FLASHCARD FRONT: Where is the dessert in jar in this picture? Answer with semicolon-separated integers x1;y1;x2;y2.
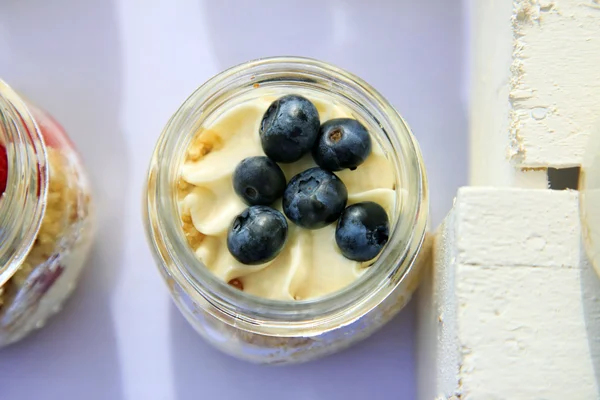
0;80;94;346
145;57;429;364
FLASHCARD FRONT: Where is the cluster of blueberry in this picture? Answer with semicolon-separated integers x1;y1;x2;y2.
227;94;390;266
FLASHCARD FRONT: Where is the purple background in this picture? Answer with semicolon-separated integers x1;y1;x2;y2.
0;1;468;399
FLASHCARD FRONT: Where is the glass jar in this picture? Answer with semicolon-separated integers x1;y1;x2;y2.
0;80;94;346
145;57;429;364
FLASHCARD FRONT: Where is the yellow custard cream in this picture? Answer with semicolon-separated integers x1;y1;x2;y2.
178;91;396;300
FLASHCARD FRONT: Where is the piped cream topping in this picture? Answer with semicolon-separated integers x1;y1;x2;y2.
178;93;397;300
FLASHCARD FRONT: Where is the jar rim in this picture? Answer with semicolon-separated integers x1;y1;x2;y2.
0;80;48;286
145;56;429;336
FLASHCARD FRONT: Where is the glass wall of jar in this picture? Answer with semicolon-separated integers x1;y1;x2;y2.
145;57;429;364
0;80;94;346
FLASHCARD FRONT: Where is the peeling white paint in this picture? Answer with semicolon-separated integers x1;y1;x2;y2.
509;0;600;168
470;0;600;185
417;188;600;399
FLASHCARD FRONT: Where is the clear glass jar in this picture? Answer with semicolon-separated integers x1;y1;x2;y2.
0;80;94;346
580;121;600;276
145;57;429;364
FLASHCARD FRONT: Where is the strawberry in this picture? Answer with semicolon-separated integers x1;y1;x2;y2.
38;112;68;149
0;144;7;195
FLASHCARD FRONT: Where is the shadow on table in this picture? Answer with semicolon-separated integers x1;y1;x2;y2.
581;244;600;397
0;1;126;399
198;0;468;227
169;300;417;400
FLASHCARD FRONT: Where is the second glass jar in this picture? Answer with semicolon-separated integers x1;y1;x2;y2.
0;80;94;347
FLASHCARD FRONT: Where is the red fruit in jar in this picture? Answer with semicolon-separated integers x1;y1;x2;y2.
28;104;73;150
39;114;69;149
0;144;7;195
0;143;44;197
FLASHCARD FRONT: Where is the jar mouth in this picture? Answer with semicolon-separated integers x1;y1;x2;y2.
0;80;48;286
145;56;428;335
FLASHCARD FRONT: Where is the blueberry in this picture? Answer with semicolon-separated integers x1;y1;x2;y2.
312;118;372;171
335;202;389;262
260;95;320;163
227;206;288;265
283;167;348;229
233;156;286;206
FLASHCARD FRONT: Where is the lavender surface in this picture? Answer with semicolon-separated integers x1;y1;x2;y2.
0;1;468;399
